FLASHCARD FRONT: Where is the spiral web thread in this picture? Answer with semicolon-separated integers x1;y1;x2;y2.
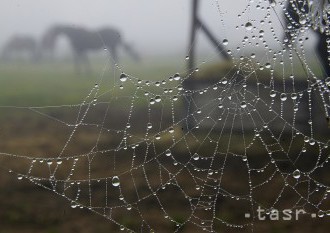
1;0;330;232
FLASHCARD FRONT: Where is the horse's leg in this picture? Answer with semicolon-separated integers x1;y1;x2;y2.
81;53;92;75
122;42;140;62
109;46;118;72
73;51;82;75
31;48;39;63
1;48;9;61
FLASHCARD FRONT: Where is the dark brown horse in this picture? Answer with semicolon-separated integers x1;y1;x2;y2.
1;35;39;62
42;25;140;73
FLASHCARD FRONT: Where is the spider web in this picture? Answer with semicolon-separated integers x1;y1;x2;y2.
1;0;330;232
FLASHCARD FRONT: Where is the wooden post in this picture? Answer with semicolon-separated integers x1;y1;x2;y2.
188;0;199;71
198;19;230;60
187;0;230;72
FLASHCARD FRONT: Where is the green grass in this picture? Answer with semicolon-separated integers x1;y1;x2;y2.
0;57;186;107
0;52;323;108
0;62;93;106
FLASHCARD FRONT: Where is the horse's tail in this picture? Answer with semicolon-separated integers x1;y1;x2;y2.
122;42;141;62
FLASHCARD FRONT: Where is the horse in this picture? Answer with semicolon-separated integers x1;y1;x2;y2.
41;25;140;73
280;0;330;77
1;35;39;62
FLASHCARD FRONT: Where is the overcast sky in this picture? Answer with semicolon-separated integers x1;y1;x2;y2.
1;0;237;56
1;0;317;59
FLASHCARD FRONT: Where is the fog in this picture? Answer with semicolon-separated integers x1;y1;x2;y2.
1;0;236;57
1;0;320;61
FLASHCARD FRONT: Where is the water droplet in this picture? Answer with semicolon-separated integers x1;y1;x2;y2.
245;22;253;30
318;210;325;218
270;0;276;7
270;90;276;98
293;169;301;179
222;39;229;45
192;153;200;161
112;176;120;187
291;93;297;100
155;96;161;102
241;101;247;108
155;134;161;140
71;201;78;208
120;73;128;82
169;127;174;133
299;17;307;25
165;149;171;157
197;109;202;114
280;93;287;101
293;105;298;111
325;77;330;86
150;99;155;105
17;175;23;180
304;136;309;142
147;123;152;129
173;73;181;81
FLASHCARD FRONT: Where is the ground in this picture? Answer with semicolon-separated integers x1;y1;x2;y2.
0;58;330;232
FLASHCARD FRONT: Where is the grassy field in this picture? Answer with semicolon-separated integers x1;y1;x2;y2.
0;57;186;106
0;57;330;233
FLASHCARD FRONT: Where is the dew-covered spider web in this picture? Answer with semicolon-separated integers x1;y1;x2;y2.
1;0;330;232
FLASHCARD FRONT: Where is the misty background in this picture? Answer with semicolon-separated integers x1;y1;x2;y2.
0;0;222;57
0;0;299;58
0;0;321;63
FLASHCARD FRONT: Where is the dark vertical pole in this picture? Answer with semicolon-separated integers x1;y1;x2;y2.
318;32;330;78
198;19;230;60
188;0;199;71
